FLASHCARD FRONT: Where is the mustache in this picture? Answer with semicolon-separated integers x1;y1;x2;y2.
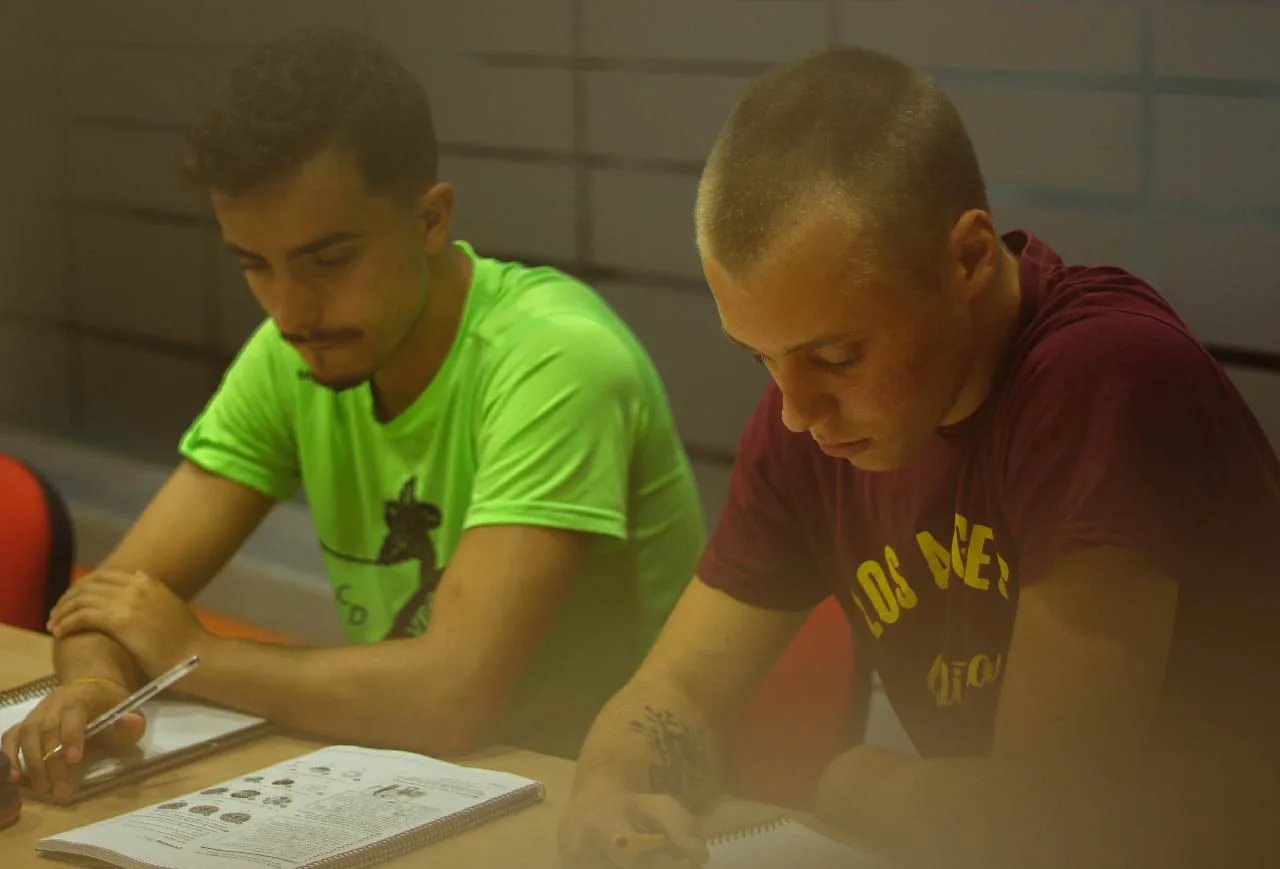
281;328;364;346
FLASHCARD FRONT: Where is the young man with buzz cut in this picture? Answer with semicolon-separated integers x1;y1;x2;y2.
561;46;1280;869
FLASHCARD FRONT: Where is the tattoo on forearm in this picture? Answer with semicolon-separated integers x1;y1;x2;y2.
628;706;706;796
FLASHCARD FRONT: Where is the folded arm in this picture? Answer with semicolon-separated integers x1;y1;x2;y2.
4;461;273;797
53;522;586;757
54;460;275;689
813;546;1178;869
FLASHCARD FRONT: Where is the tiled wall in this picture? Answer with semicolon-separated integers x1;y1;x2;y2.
2;0;1279;529
0;1;62;437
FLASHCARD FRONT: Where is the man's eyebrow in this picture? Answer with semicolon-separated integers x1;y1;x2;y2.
721;328;756;353
720;328;858;356
224;241;263;261
224;231;365;262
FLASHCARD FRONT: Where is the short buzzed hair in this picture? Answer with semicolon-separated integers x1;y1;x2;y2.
696;46;988;280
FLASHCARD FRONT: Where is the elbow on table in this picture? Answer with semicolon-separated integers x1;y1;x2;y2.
392;689;503;759
371;640;513;758
415;718;489;759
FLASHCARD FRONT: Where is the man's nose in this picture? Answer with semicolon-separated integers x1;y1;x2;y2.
268;276;322;337
776;365;832;434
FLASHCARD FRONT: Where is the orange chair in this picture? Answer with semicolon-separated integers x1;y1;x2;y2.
191;607;298;645
0;455;74;633
727;596;862;810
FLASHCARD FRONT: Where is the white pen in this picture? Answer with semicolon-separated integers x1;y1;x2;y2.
43;654;201;761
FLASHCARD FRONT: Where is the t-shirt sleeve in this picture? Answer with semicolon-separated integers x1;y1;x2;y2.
178;321;301;502
697;383;830;611
464;317;644;538
1001;315;1224;586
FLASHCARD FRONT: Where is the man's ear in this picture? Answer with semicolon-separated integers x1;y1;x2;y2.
946;208;1000;302
416;182;455;255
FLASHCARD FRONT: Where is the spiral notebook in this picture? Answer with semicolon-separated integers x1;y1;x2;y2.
0;674;269;804
34;744;545;869
707;817;886;868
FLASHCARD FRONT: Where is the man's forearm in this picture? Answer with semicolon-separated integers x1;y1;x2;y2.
572;676;726;813
53;632;145;689
815;748;1146;869
183;634;488;756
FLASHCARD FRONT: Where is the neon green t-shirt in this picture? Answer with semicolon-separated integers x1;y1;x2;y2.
179;241;704;757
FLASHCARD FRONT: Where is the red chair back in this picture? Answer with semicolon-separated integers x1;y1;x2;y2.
0;454;74;632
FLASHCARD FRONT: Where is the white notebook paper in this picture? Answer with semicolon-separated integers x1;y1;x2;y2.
707;818;886;868
35;744;545;869
0;674;268;802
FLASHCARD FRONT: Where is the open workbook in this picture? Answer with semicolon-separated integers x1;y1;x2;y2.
706;817;887;868
0;674;269;803
35;745;545;869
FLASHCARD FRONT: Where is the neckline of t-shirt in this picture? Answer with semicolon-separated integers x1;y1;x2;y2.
369;240;487;437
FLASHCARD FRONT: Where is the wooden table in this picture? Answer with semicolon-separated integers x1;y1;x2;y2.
0;625;787;867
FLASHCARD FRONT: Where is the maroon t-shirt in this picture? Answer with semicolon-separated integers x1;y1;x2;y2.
700;230;1280;759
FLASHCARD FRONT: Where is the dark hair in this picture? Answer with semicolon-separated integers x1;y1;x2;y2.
696;46;988;279
182;28;437;200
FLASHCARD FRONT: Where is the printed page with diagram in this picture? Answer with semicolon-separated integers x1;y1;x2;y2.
34;744;545;869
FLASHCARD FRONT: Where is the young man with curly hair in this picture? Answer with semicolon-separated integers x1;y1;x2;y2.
4;29;704;799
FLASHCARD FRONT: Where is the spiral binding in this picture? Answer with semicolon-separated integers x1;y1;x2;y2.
305;782;546;869
0;674;58;707
708;816;791;844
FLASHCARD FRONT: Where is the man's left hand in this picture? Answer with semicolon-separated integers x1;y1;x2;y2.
48;569;213;677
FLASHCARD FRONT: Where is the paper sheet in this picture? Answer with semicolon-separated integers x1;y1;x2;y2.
37;745;539;869
707;819;885;869
0;694;265;783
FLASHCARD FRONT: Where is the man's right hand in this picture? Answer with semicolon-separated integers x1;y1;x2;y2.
0;680;145;800
559;787;709;868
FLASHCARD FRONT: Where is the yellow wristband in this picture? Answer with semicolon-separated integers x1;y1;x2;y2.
66;677;125;691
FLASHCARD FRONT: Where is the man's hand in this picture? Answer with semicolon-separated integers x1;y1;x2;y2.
48;570;214;677
562;581;807;867
559;786;709;868
1;680;145;800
